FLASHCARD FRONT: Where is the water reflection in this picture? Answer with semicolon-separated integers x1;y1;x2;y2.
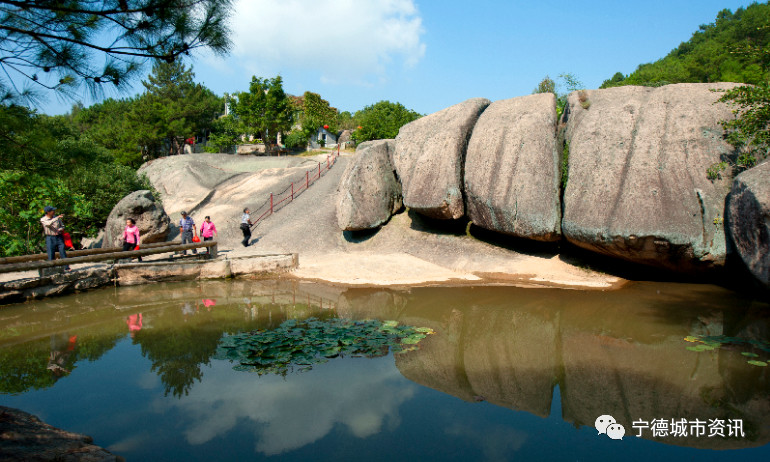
0;279;768;456
391;284;770;449
155;358;415;455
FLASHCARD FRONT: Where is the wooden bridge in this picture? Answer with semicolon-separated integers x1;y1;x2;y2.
0;241;218;275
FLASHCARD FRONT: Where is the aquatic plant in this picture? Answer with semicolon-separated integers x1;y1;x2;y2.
215;317;434;375
684;335;770;367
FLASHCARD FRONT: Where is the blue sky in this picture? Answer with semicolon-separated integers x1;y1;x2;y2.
40;0;760;116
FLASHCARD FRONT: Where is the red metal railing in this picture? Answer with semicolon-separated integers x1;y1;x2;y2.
250;145;341;230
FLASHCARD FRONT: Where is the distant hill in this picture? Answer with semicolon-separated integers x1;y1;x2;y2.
601;2;770;88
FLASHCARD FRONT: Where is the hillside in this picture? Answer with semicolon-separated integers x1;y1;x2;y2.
602;2;770;88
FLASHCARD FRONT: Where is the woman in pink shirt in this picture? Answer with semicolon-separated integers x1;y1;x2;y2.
122;218;142;262
200;216;217;254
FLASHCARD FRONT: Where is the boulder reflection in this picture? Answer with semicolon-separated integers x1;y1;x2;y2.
1;279;768;452
387;284;770;449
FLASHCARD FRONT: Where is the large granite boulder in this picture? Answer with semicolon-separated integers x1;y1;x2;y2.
336;140;402;231
561;83;740;272
103;190;170;247
393;98;491;219
727;161;770;288
464;93;561;241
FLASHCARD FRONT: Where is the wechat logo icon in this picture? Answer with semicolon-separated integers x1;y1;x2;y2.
595;415;625;440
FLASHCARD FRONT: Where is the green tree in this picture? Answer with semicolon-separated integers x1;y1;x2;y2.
0;0;233;104
351;101;421;142
713;70;770;176
228;76;293;153
71;97;142;166
337;110;356;131
0;105;146;256
533;76;556;94
298;91;338;142
600;3;770;88
129;61;222;158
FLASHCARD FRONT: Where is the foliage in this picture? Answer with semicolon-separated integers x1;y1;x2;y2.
533;73;584;119
69;97;143;166
0;105;147;256
205;112;240;153
684;334;770;367
337;110;357;130
129;61;222;158
351;101;422;142
0;0;233;105
283;129;309;150
228;75;293;153
716;81;770;170
601;3;770;88
298;91;338;141
215;317;434;375
561;141;570;189
533;76;556;94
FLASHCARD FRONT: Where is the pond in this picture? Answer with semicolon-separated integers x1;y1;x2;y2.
0;279;769;461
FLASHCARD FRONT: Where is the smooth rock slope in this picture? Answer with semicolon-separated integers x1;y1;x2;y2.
393;97;491;219
560;83;740;272
464;93;561;241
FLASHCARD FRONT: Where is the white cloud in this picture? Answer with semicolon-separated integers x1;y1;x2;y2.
228;0;425;83
157;357;417;455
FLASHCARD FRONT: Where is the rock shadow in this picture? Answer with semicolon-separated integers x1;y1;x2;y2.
343;228;380;243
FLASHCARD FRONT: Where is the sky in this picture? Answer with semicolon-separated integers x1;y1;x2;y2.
39;0;760;116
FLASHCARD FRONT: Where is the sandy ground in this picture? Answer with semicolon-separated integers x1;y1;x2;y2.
2;152;624;290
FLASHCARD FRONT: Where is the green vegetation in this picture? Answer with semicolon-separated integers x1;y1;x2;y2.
601;3;770;88
716;81;770;170
130;62;222;161
561;141;570;190
0;105;148;256
216;76;293;153
215;317;434;375
532;73;584;119
598;4;770;177
0;0;232;105
684;334;770;367
350;100;422;142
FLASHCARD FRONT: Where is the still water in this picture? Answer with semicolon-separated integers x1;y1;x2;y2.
0;279;769;461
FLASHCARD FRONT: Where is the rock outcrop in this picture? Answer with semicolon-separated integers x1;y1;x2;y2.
336;140;402;231
103;190;170;248
393;98;491;219
464;93;561;241
560;83;739;272
727;161;770;288
0;406;122;461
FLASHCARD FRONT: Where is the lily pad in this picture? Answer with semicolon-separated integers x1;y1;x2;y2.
741;352;760;358
214;317;433;375
747;360;768;367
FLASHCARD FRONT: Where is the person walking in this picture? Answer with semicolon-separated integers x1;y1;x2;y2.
122;218;142;262
200;216;217;254
240;208;252;247
179;211;198;255
40;206;70;270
